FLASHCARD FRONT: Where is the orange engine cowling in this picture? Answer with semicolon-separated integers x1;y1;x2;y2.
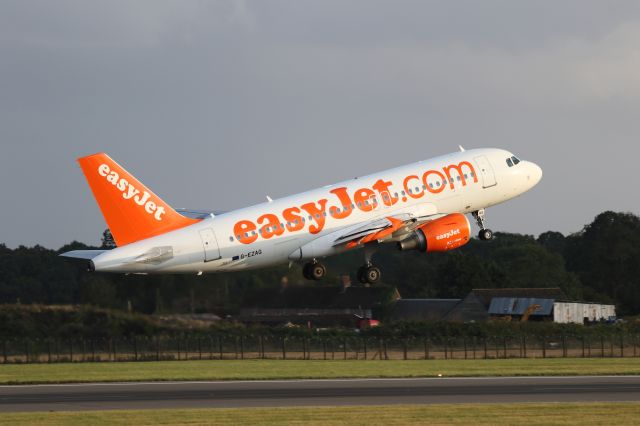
398;213;471;252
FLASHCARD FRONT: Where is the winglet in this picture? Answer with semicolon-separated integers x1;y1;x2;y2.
77;153;201;246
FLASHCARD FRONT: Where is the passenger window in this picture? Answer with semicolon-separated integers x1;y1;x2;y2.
456;176;461;181
506;158;513;167
229;236;234;242
429;183;434;188
422;185;426;190
512;156;520;165
236;234;241;240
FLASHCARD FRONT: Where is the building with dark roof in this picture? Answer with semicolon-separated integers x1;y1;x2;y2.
392;299;461;321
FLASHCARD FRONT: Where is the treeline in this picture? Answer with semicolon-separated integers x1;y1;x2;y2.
1;211;640;315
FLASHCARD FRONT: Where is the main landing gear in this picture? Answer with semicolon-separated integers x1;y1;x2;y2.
357;263;381;285
303;260;326;281
472;209;494;241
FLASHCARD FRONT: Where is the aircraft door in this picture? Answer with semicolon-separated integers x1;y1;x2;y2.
199;228;221;262
474;156;497;188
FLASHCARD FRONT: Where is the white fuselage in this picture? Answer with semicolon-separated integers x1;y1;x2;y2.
91;148;542;274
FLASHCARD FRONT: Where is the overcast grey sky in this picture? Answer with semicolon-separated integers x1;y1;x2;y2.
2;0;640;249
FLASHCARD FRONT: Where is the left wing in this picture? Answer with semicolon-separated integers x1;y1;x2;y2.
332;204;445;249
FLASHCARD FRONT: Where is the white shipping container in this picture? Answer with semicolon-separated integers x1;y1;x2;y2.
553;302;616;324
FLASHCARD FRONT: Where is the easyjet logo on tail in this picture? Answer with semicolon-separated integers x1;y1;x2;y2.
97;163;166;221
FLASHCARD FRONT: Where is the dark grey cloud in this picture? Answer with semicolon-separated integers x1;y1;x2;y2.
1;1;639;248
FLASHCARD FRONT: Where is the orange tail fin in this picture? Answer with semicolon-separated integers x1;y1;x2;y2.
77;153;200;246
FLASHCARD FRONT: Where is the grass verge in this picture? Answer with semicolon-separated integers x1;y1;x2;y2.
1;358;640;385
3;403;640;425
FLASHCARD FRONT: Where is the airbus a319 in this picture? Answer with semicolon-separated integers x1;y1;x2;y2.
62;147;542;284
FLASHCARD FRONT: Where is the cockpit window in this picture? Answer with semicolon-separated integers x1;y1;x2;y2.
511;156;520;165
506;158;513;167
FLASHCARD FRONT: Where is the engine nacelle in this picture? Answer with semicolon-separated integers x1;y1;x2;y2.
398;213;470;252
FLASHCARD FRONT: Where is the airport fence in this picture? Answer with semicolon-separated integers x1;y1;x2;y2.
2;332;640;363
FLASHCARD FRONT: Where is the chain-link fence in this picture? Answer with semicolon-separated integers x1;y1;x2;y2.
2;333;639;363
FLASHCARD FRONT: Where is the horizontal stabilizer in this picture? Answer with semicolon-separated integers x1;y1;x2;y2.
59;250;107;260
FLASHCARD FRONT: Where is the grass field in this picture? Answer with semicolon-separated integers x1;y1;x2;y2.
3;403;640;425
1;358;640;384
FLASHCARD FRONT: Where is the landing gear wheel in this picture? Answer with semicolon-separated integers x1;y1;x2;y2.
364;266;381;284
310;263;326;281
357;265;381;284
303;261;326;281
478;229;494;241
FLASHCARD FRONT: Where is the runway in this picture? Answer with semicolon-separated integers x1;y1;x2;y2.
1;376;639;412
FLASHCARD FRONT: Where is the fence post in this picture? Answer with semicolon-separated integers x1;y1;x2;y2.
2;340;6;364
323;340;327;360
424;339;429;360
218;336;223;360
282;337;286;360
343;338;348;360
112;339;116;361
156;336;160;361
198;338;202;360
240;336;244;360
260;336;265;360
523;335;527;358
610;335;614;357
363;339;367;360
620;335;624;358
464;338;468;360
581;337;585;358
134;338;138;361
542;337;546;359
24;339;29;363
483;338;488;359
47;340;52;363
472;337;476;359
600;336;605;358
403;339;408;360
561;335;567;358
383;339;388;360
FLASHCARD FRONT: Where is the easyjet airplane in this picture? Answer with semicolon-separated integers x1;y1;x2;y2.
62;147;542;284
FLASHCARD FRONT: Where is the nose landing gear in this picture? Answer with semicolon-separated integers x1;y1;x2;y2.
472;209;494;241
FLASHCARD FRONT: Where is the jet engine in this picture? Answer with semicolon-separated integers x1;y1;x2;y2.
398;213;470;252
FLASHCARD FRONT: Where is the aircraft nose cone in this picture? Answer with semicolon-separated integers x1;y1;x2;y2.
528;162;542;186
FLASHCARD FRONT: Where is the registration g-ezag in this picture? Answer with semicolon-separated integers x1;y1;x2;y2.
62;147;542;284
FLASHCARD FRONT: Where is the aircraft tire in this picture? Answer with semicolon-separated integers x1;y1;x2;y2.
479;229;494;241
310;263;326;281
364;266;381;284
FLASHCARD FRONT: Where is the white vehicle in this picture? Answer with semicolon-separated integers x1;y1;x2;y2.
62;147;542;284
